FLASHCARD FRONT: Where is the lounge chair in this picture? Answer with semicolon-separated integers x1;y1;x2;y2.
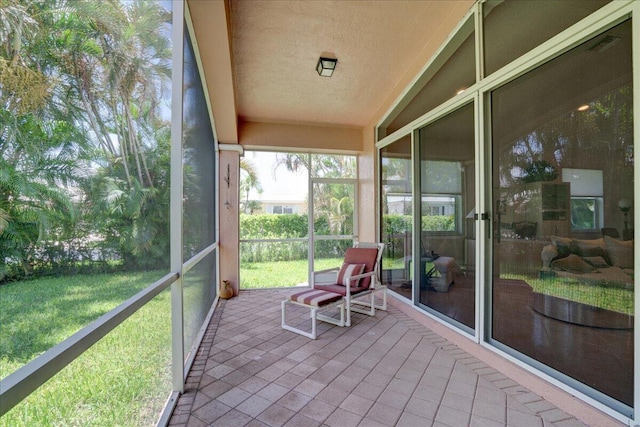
281;242;385;339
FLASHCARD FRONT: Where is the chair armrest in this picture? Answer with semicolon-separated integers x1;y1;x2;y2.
541;245;558;271
312;268;339;287
346;271;376;291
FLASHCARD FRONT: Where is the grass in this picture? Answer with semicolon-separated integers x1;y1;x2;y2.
504;273;634;316
0;271;171;427
240;257;343;288
242;257;632;316
239;256;412;289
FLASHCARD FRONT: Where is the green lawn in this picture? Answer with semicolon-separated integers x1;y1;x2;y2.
240;256;408;289
0;271;171;427
240;257;343;288
504;273;634;316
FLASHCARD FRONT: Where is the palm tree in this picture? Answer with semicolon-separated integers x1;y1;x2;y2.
327;196;353;235
0;0;173;279
277;153;356;223
240;158;263;214
0;112;79;278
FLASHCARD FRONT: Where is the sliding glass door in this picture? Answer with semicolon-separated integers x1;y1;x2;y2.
490;20;633;411
380;135;413;299
417;102;476;331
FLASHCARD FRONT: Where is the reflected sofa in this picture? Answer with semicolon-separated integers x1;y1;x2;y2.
541;235;633;289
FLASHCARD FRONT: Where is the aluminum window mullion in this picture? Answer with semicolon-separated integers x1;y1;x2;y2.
411;129;420;306
476;90;488;346
632;1;640;422
183;242;218;274
170;0;185;395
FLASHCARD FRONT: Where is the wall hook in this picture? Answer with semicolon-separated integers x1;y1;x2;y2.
224;163;230;188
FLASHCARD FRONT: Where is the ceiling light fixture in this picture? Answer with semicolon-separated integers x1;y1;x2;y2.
577;104;590;112
316;57;337;77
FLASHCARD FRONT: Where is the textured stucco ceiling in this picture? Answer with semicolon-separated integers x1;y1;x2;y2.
229;0;473;128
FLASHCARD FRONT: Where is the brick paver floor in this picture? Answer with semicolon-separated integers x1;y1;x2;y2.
168;289;596;427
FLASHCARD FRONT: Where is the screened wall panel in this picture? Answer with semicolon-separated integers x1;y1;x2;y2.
182;251;217;356
181;24;218;359
183;29;217;259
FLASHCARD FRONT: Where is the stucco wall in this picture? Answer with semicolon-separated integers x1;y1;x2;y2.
240;121;362;152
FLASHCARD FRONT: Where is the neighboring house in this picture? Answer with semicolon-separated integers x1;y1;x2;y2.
261;198;307;215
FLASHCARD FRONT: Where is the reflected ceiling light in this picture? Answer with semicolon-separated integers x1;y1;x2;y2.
618;198;632;212
316;57;337;77
618;198;632;232
589;35;621;53
456;88;466;95
577;104;590;112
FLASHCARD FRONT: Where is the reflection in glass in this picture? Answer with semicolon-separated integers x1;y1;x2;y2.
491;20;633;408
378;18;475;139
417;103;475;330
483;0;610;76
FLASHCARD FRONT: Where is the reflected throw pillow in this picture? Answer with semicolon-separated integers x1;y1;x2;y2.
604;235;634;269
551;254;597;274
551;235;577;259
582;256;609;268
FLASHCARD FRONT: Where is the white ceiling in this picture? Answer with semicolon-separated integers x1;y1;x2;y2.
228;0;473;128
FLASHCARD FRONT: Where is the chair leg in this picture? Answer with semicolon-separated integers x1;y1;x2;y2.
281;299;317;339
350;293;374;316
377;286;387;311
345;298;351;327
282;297;348;339
317;300;346;327
350;286;388;316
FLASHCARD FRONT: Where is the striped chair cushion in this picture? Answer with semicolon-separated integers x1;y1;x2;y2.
287;289;343;307
342;247;378;288
337;263;365;286
314;283;368;296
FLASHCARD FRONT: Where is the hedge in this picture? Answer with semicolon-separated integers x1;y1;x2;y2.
239;213;454;263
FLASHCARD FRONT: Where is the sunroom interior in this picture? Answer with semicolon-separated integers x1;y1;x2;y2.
1;0;638;426
190;0;637;424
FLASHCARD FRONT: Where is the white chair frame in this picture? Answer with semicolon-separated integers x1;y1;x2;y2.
349;242;387;315
312;242;386;327
281;242;386;339
281;297;346;340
